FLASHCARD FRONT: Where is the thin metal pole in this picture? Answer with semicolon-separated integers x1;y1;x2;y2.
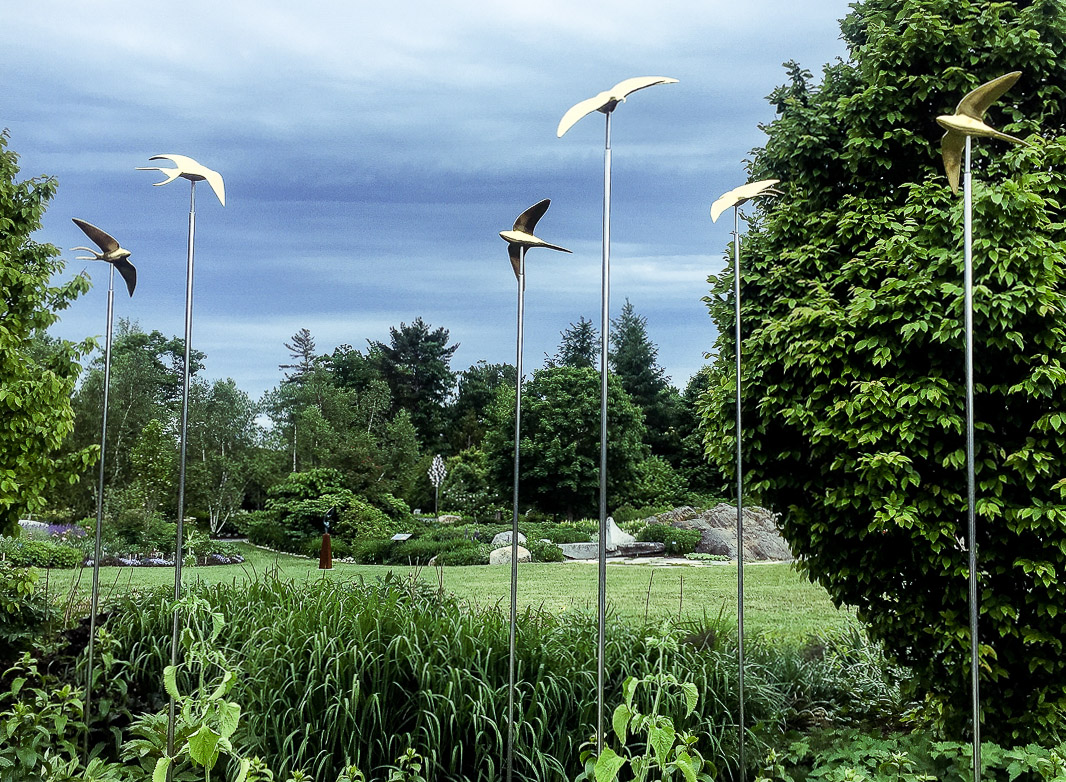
963;136;981;782
596;111;612;755
84;263;115;761
507;247;526;782
733;206;746;782
168;180;196;760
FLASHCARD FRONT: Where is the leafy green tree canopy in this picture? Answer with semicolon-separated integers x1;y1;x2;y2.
485;366;647;519
700;0;1066;741
0;131;95;535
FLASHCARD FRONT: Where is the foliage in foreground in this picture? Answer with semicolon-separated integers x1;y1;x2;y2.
97;575;900;781
0;129;96;538
700;0;1066;742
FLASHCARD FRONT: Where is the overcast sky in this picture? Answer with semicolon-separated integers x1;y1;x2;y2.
2;0;852;400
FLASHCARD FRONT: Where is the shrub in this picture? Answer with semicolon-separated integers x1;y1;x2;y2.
697;0;1066;743
240;510;287;550
636;524;701;556
434;543;491;566
528;539;565;563
374;493;414;522
0;536;82;568
334;498;394;541
0;563;59;659
351;538;393;565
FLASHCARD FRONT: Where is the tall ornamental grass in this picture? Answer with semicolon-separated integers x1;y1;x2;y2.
102;572;897;780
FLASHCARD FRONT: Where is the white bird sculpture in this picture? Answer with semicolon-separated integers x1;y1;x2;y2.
710;179;782;223
499;199;571;279
937;71;1028;194
71;218;137;296
136;154;226;206
557;76;678;137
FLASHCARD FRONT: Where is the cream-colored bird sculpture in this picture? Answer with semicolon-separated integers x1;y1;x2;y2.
499;199;571;279
710;179;782;223
72;218;137;296
937;71;1028;194
557;76;678;137
136;154;226;206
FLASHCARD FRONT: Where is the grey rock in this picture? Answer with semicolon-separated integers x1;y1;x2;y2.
648;503;792;562
438;514;462;525
489;545;531;565
491;530;527;547
559;542;600;560
605;517;635;551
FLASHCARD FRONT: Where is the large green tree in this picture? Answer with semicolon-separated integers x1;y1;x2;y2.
447;361;517;451
485;366;647;519
0;131;96;536
700;0;1066;741
368;318;458;448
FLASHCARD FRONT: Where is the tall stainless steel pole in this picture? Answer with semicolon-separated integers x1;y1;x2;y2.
732;206;746;782
84;263;115;759
507;246;526;782
596;111;612;754
557;75;677;756
168;180;196;758
499;200;569;782
962;136;981;781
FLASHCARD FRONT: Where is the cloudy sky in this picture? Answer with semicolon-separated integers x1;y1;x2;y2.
3;0;852;401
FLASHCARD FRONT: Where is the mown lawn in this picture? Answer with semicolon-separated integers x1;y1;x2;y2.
44;542;855;641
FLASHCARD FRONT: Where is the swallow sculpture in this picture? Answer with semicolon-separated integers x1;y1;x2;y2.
710;179;782;223
72;218;136;296
136;154;226;206
937;71;1028;194
499;199;571;279
557;76;678;137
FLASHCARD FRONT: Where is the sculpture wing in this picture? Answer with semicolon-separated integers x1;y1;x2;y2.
941;129;965;195
610;76;679;101
202;168;226;207
957;71;1021;120
514;199;550;234
508;243;522;280
72;218;120;253
557;92;611;137
710;179;780;222
113;257;137;297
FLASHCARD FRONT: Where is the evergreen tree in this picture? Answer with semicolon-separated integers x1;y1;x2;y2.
368;318;458;448
609;300;682;462
547;316;598;369
280;328;317;383
699;0;1066;741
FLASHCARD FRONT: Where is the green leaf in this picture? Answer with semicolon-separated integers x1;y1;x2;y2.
594;747;627;782
680;682;699;716
152;757;171;782
673;751;699;782
188;724;222;769
612;703;631;744
650;720;676;766
218;700;241;739
163;665;180;700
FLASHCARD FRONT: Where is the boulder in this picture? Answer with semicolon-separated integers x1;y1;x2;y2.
438;514;462;525
489;545;531;565
649;503;792;561
604;516;635;551
491;530;527;547
559;542;600;560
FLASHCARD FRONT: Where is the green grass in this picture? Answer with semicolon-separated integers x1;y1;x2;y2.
43;543;854;641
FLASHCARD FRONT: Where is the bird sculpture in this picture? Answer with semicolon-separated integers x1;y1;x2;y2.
937;71;1028;194
72;218;137;296
710;179;782;223
557;76;678;137
499;199;571;279
136;154;226;206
